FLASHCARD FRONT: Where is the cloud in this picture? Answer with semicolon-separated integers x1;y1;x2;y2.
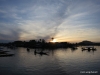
0;23;21;41
0;0;100;42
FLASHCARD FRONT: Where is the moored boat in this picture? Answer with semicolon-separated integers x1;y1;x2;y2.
0;54;14;57
0;50;14;57
82;46;96;50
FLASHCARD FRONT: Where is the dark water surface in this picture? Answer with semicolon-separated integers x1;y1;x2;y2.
0;46;100;75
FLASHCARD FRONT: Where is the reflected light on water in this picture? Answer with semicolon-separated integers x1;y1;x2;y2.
0;46;100;75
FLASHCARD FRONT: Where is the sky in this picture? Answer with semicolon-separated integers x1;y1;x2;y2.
0;0;100;43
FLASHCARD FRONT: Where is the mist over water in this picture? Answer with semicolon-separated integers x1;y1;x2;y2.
0;46;100;75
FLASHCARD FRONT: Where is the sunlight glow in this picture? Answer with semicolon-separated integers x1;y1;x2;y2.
51;39;57;42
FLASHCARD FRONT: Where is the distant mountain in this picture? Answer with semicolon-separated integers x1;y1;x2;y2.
78;40;94;45
81;40;93;43
78;40;100;46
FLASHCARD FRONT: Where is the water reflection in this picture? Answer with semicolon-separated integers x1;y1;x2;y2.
82;49;97;52
0;46;100;75
25;47;98;57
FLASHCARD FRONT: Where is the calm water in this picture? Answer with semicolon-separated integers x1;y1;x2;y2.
0;46;100;75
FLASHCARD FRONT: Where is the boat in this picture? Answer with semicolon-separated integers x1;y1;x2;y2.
0;54;14;57
82;46;96;50
0;50;14;57
34;50;48;56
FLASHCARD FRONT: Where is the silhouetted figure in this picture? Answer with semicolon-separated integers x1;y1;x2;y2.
39;51;48;56
27;48;30;52
34;50;37;55
34;49;48;56
82;46;97;52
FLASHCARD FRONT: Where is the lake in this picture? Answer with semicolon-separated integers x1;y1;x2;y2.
0;46;100;75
